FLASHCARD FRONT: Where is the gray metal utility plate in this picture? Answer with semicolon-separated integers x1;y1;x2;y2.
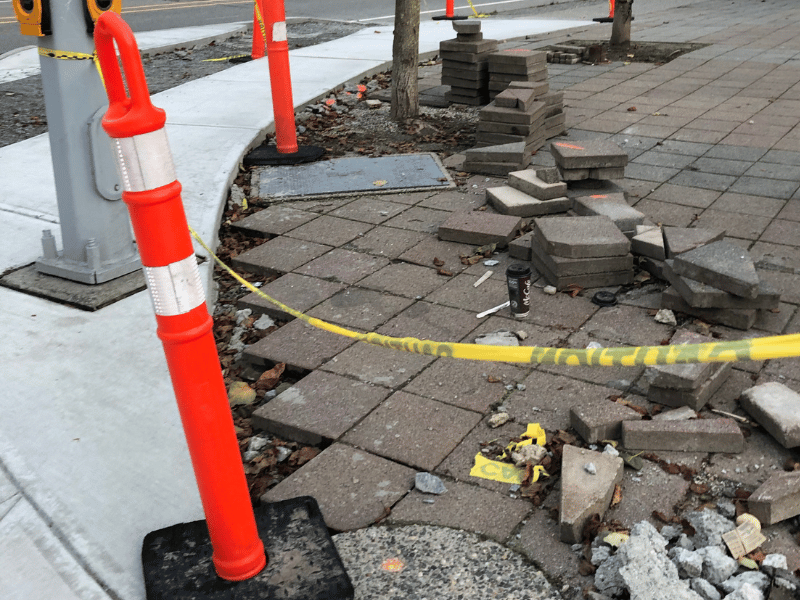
256;153;454;201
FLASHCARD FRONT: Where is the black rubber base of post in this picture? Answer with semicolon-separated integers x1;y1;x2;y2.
432;15;468;20
142;496;353;600
592;16;634;22
243;144;325;167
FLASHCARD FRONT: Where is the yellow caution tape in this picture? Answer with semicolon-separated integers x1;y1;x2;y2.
500;423;547;459
470;454;547;484
38;47;105;87
254;1;267;45
466;0;490;18
188;226;800;366
202;54;250;62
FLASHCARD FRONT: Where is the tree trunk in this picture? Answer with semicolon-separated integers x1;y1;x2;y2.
390;0;420;122
610;0;633;48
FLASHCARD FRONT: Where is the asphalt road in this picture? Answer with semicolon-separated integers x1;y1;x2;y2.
0;0;572;55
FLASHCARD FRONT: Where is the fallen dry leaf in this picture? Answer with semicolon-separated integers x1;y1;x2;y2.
288;446;320;467
437;268;453;277
433;257;445;267
610;484;623;508
255;362;285;391
627;106;637;112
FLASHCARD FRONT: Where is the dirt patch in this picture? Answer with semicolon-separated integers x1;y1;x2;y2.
549;40;708;64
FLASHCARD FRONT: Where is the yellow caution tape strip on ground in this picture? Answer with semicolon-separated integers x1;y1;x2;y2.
189;226;800;366
466;0;491;18
202;54;250;62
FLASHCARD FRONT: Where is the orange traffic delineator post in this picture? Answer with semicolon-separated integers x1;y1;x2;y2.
94;11;267;583
244;0;324;165
432;0;467;20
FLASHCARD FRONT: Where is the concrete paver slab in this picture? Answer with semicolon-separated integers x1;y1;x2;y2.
251;370;390;445
231;205;318;236
622;418;744;453
307;287;414;330
262;443;415;532
286;215;374;246
232;236;332;276
387;479;531;543
321;342;434;388
243;317;355;371
534;215;630;258
672;240;760;298
344;226;426;259
740;381;800;448
343;392;482;471
377;302;480;344
438;211;523;247
237;273;345;321
295;248;389;284
662;226;726;258
358;262;448;298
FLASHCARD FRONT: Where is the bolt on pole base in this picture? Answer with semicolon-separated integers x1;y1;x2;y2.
243;144;325;167
432;15;468;20
142;496;354;600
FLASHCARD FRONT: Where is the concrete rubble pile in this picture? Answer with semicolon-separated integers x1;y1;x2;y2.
440;20;498;106
589;516;798;600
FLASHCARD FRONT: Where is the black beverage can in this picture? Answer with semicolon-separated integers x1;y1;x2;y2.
506;263;532;318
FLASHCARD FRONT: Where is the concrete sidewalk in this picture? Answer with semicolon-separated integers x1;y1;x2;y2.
0;16;594;600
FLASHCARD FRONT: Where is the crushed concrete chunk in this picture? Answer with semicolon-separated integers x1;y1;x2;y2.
653;406;698;421
594;552;626;597
722;583;764;600
474;330;520;346
687;509;736;549
415;472;447;495
670;547;704;578
691;578;722;600
762;554;788;572
720;573;770;596
696;545;738;585
617;522;703;600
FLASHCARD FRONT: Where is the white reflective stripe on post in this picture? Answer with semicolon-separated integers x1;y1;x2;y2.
143;255;205;316
113;129;176;192
272;21;287;43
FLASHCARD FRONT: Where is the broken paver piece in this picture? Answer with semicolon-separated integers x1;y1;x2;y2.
486;186;570;217
559;445;623;543
465;141;528;163
508;168;567;200
631;227;666;260
645;329;717;391
663;260;780;310
621;418;744;453
572;193;645;233
570;400;642;443
661;286;758;330
533;215;631;259
662;227;725;258
550;139;628;170
672;241;760;299
438;211;523;247
739;382;800;448
747;471;800;526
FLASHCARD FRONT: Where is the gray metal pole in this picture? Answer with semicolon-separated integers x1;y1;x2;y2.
34;0;140;284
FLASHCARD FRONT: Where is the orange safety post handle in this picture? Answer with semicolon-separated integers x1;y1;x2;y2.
261;0;299;154
445;0;455;18
93;11;267;582
609;0;615;18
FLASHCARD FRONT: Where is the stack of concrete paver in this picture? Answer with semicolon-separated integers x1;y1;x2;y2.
546;44;585;64
440;20;498;105
486;166;570;217
530;215;634;290
463;140;531;176
645;328;732;410
474;86;546;161
487;48;547;100
550;138;628;182
630;223;668;279
659;234;780;330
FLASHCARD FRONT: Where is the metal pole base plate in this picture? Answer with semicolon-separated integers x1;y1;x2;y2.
142;496;354;600
432;15;468;20
243;145;325;167
593;16;614;22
